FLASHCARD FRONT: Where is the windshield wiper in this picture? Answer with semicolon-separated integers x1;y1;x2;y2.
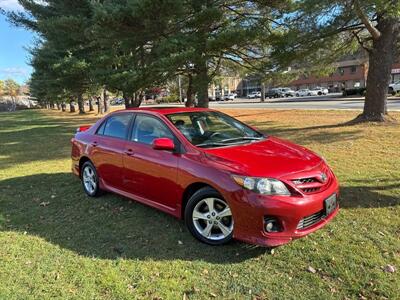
196;142;228;148
196;140;251;148
220;136;265;143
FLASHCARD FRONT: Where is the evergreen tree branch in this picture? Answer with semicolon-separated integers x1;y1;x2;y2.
353;0;381;40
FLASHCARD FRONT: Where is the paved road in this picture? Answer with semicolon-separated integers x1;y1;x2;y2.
208;94;400;111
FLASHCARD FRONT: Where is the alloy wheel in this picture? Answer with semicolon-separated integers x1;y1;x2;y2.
192;197;233;241
83;165;97;194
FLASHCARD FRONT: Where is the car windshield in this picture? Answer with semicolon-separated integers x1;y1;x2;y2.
167;111;265;148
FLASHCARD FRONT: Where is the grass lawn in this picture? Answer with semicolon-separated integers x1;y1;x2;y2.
0;108;399;299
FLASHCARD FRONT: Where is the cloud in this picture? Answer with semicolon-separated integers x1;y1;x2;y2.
0;0;23;11
0;67;31;83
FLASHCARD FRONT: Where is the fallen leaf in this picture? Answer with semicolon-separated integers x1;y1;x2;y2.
178;240;183;245
210;292;217;298
39;202;50;207
307;266;317;273
383;264;396;273
202;269;209;275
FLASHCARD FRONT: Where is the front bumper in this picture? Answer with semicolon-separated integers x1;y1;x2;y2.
227;177;339;247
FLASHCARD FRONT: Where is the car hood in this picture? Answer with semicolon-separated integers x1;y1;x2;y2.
203;136;323;178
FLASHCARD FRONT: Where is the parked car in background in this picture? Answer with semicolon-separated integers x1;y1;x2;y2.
279;88;296;97
71;107;339;247
388;81;400;95
295;89;318;97
215;93;223;101
311;87;329;95
342;87;366;96
223;94;236;101
266;88;283;98
247;91;261;99
112;98;124;105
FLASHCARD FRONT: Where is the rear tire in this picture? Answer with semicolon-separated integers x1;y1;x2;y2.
81;161;103;197
185;187;233;245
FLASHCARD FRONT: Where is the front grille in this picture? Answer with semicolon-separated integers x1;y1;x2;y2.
291;173;330;195
302;187;321;193
292;177;318;184
297;210;324;230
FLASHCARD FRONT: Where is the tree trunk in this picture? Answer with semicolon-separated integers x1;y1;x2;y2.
357;17;399;122
56;102;61;110
123;91;142;108
195;63;209;108
70;99;76;113
98;95;104;114
103;89;110;113
123;91;133;109
89;98;94;111
10;97;16;111
61;102;66;112
77;93;85;114
185;74;194;107
261;82;266;102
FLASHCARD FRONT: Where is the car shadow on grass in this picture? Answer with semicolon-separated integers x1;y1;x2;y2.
1;172;399;262
0;172;267;263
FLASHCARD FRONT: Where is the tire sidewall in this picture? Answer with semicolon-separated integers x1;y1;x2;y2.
184;187;233;246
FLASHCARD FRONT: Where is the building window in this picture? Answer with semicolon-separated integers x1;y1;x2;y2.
339;68;345;76
350;66;357;74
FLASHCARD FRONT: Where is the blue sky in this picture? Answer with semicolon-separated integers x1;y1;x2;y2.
0;0;34;84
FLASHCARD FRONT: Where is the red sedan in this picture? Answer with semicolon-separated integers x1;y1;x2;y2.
71;107;339;247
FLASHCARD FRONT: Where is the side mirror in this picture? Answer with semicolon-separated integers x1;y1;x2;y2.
152;138;175;151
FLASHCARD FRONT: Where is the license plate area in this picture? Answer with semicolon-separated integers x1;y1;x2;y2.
324;194;337;216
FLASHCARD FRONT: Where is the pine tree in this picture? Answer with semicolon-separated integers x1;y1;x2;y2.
10;0;96;114
264;0;400;122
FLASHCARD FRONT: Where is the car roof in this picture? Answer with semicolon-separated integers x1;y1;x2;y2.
117;106;214;116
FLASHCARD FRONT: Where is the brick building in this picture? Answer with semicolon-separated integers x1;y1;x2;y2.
290;59;400;92
209;54;400;97
289;58;369;92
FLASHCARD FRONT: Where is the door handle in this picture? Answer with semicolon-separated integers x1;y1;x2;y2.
91;141;98;147
125;149;134;156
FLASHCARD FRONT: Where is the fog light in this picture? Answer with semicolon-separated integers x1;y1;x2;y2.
264;218;282;233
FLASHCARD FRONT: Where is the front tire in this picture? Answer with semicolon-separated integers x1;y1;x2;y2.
81;161;102;197
185;187;233;245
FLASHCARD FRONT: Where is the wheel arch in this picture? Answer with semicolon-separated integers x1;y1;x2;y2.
78;156;92;177
181;182;221;219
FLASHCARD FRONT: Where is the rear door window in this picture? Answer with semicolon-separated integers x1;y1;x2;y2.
100;113;133;139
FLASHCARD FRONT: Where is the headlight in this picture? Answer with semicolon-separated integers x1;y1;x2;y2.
232;175;290;196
